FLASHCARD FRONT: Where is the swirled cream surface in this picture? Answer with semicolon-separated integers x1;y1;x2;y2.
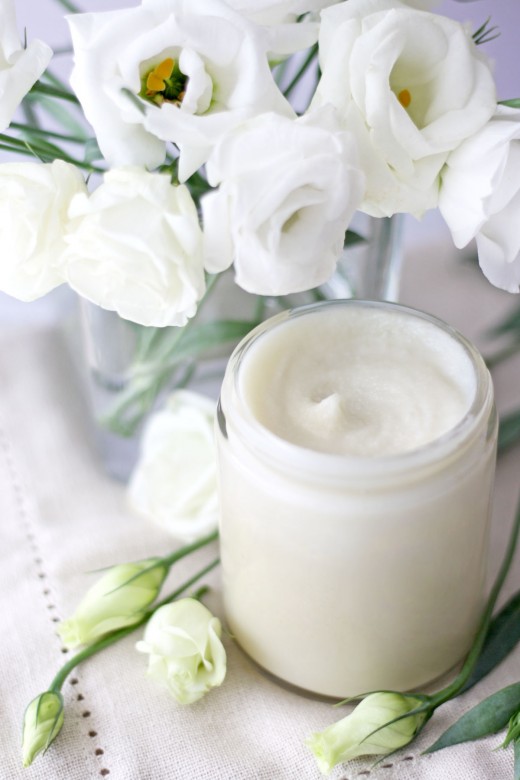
240;305;476;456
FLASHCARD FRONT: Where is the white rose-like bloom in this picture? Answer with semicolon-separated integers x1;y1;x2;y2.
312;0;497;217
0;0;52;130
67;0;292;182
63;168;205;328
440;106;520;294
128;391;218;542
0;160;87;301
136;598;226;704
202;109;365;295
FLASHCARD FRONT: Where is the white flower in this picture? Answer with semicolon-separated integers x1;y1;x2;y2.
67;0;292;182
0;0;52;130
312;0;497;217
128;391;219;542
62;168;205;327
0;160;87;301
439;106;520;294
202;109;364;295
136;598;226;704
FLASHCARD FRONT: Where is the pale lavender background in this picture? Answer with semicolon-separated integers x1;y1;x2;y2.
1;0;519;324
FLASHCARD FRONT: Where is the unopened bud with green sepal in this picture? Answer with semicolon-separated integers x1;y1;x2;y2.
58;558;168;649
306;692;428;775
22;691;64;767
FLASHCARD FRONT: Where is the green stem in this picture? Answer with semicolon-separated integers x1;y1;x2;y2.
29;82;80;104
0;132;104;172
51;0;80;13
431;495;520;705
283;44;318;99
160;530;219;568
97;273;223;434
401;493;520;723
9;122;89;146
359;494;520;746
48;557;220;693
486;342;520;368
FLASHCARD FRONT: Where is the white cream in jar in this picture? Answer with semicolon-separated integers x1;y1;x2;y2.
216;301;497;698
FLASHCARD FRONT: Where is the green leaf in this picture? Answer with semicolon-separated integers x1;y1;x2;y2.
52;0;80;11
500;99;520;109
486;304;520;339
425;683;520;754
344;229;366;248
24;94;88;138
461;590;520;693
171;319;259;359
9;121;89;146
472;17;500;46
83;138;102;165
28;82;79;104
498;409;520;454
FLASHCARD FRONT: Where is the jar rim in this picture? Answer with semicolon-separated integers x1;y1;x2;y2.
220;299;495;483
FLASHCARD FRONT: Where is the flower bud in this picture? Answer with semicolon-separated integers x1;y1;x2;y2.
136;598;227;704
22;691;64;767
58;558;168;649
307;692;427;775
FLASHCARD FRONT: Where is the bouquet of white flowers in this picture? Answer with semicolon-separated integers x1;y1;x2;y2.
1;0;518;451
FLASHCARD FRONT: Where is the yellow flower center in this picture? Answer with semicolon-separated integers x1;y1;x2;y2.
398;89;412;109
140;57;187;107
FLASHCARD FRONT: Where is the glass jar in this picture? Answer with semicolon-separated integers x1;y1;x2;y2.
216;300;497;699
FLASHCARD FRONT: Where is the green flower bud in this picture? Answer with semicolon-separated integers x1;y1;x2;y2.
58;558;168;649
306;692;427;775
22;691;64;767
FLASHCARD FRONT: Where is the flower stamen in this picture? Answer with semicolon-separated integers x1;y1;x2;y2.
398;88;412;108
140;57;188;107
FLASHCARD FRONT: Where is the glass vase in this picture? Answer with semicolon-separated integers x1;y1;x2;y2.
76;214;404;481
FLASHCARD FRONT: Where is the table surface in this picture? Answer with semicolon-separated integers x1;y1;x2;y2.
1;232;519;780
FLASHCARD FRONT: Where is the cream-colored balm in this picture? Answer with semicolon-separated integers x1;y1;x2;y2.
217;301;497;698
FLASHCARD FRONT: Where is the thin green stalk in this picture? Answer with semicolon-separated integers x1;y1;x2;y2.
0;132;104;172
358;493;520;741
52;0;81;10
431;494;520;706
29;82;80;104
9;122;89;146
486;342;520;368
107;530;219;588
283;44;318;98
48;557;220;693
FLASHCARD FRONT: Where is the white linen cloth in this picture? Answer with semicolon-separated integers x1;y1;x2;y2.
0;236;519;780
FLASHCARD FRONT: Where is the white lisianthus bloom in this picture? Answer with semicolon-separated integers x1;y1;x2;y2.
0;0;52;130
439;106;520;294
0;160;87;301
202;109;365;295
67;0;292;182
62;168;205;328
136;598;226;704
312;0;497;217
128;391;219;542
